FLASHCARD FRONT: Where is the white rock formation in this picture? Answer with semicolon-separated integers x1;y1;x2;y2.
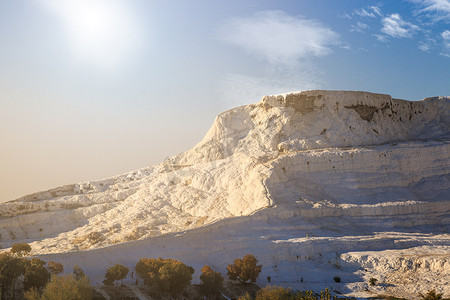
1;90;449;299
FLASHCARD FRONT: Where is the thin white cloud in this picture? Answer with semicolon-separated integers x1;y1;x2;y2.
373;34;388;42
381;14;420;38
442;30;450;55
419;42;432;51
443;29;450;39
412;0;450;22
340;13;352;20
370;6;383;16
418;36;437;52
218;10;339;65
351;22;369;33
353;8;376;18
339;42;352;50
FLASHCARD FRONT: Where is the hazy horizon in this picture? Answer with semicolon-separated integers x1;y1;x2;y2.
1;0;449;201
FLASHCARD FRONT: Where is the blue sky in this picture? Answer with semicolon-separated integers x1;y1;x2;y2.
1;0;449;201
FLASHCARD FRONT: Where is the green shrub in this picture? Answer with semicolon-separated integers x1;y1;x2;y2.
333;276;341;283
319;288;332;300
238;292;253;300
73;265;85;280
0;252;25;299
293;290;316;300
23;288;41;300
23;258;51;291
199;265;224;296
135;258;194;294
255;286;292;300
24;274;93;300
11;243;32;257
237;287;336;300
47;261;64;275
103;264;129;286
227;254;262;283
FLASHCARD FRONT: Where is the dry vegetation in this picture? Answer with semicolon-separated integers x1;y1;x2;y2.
1;242;447;300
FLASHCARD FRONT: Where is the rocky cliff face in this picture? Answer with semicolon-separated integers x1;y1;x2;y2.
1;90;449;298
171;90;448;164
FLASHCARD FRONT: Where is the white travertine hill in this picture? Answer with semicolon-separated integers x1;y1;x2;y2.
1;90;449;299
170;90;448;164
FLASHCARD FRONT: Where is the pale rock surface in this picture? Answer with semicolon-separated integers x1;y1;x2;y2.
1;90;449;299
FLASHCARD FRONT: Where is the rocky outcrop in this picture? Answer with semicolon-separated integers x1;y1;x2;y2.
170;90;449;165
0;90;448;298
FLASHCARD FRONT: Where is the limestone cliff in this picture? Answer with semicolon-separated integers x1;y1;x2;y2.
0;90;448;298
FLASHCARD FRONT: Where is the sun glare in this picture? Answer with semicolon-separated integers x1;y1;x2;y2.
39;0;141;70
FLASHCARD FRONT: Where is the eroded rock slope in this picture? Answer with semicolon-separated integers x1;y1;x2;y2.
1;90;449;298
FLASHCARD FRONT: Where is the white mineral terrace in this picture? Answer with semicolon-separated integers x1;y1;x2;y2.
1;90;449;299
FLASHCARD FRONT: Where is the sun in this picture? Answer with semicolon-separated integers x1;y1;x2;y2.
39;0;141;70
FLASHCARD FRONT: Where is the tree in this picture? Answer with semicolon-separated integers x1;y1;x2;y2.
11;243;32;257
369;277;378;286
103;264;129;286
135;258;164;285
47;261;64;275
227;254;262;283
199;265;224;296
73;265;85;280
135;258;194;294
0;252;25;300
24;274;93;300
23;258;51;291
158;259;194;294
